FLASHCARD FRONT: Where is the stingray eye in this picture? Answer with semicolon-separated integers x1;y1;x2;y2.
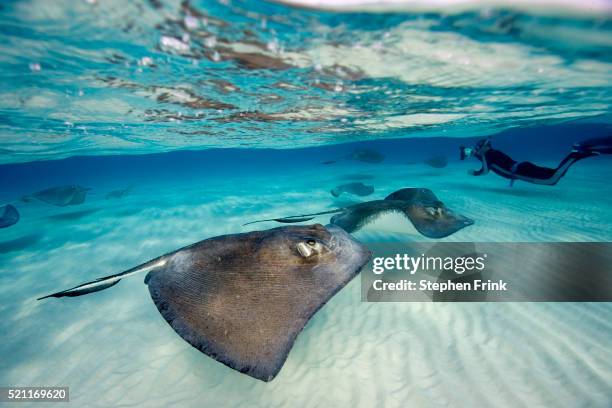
297;239;322;258
425;206;440;217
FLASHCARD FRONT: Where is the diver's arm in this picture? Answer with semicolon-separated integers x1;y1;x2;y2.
469;167;484;176
469;157;489;176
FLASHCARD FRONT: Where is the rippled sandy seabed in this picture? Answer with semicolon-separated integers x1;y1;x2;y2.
1;152;611;407
1;0;611;407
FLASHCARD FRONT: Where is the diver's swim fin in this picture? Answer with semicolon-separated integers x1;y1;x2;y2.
574;136;612;155
37;256;169;300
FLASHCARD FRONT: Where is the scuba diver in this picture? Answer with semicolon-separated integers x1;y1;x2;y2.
459;136;612;186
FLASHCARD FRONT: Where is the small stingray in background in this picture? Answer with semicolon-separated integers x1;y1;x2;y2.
245;188;474;239
0;233;42;253
38;224;371;382
322;148;385;165
348;148;385;163
47;208;99;221
105;185;134;199
22;185;90;207
331;182;375;198
423;155;448;168
406;156;449;169
0;204;20;228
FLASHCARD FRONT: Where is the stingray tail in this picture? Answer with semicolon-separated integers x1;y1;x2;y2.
242;208;345;226
37;256;169;300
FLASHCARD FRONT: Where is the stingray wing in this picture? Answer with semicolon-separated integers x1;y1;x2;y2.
330;200;396;233
400;201;474;238
0;204;19;228
67;187;87;205
384;187;439;202
144;230;355;382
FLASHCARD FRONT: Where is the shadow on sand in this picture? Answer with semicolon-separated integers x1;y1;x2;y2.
0;233;43;254
444;181;562;199
47;208;99;221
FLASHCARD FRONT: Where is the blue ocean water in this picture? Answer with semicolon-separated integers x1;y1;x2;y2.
1;1;611;407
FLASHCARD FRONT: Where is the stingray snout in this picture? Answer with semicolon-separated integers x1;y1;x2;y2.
457;213;475;226
325;224;372;266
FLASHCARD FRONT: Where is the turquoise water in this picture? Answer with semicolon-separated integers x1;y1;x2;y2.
1;1;612;407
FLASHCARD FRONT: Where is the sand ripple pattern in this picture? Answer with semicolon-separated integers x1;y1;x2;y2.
1;162;611;407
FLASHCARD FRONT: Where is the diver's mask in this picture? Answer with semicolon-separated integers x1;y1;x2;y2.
459;146;474;160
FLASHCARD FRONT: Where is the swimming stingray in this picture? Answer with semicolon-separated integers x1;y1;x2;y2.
405;156;448;169
349;148;385;163
105;185;134;200
23;185;90;207
423;155;448;168
244;188;473;239
331;182;375;198
0;204;19;228
38;224;371;382
322;148;385;165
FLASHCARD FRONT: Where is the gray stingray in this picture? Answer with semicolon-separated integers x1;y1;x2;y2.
244;188;474;239
423;155;448;168
331;182;375;198
0;204;19;228
322;148;385;165
105;185;134;200
348;148;385;163
23;185;90;207
38;224;371;382
0;233;42;253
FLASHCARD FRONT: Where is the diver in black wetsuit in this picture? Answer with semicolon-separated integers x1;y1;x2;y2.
459;137;612;186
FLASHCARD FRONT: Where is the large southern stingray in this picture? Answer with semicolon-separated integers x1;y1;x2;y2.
38;224;371;382
23;185;90;207
0;204;19;228
244;188;474;239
